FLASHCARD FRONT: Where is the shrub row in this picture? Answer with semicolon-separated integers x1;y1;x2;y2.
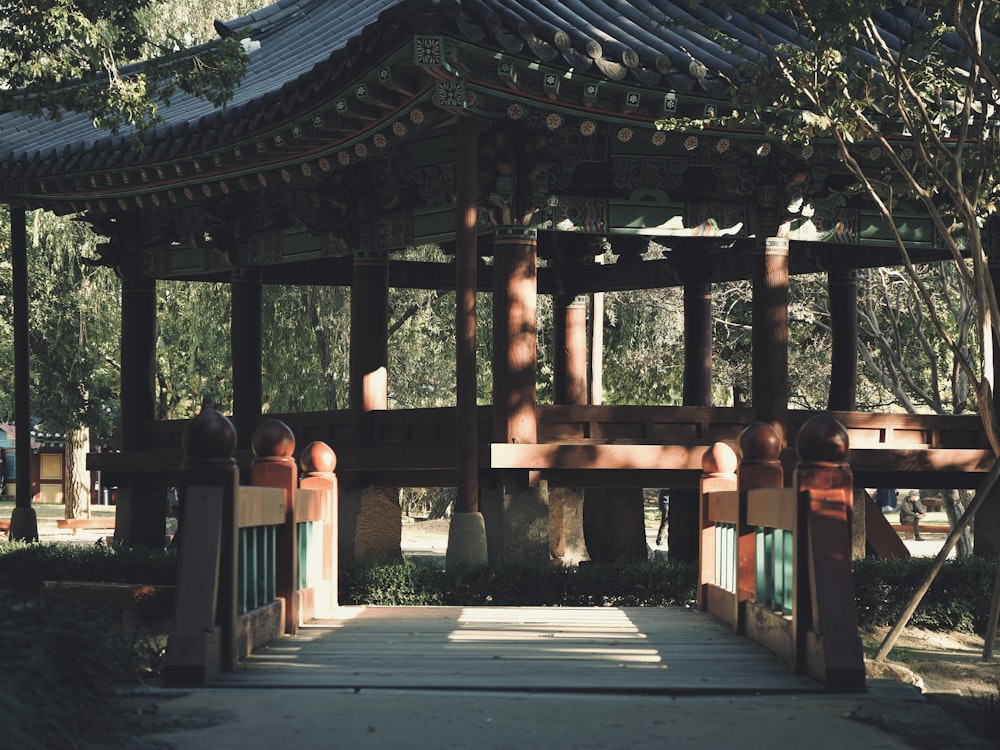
1;541;997;632
339;558;698;607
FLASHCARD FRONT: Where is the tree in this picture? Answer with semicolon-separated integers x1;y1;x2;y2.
0;208;121;517
663;1;1000;553
0;0;251;133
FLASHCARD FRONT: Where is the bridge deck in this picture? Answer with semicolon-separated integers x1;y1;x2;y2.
215;606;830;694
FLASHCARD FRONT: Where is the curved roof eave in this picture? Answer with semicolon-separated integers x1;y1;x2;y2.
0;0;428;174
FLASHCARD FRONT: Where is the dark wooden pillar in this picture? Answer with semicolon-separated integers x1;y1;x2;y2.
752;237;790;444
120;276;157;453
683;280;713;407
231;266;263;449
669;276;714;561
455;115;479;515
8;206;36;541
492;227;537;445
448;116;489;568
551;212;588;406
589;248;605;405
349;241;389;446
554;288;588;406
119;271;162;546
827;270;858;411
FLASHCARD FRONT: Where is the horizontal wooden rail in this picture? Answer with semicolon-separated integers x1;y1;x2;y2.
89;406;994;491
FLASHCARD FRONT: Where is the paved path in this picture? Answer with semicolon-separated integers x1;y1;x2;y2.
135;605;959;750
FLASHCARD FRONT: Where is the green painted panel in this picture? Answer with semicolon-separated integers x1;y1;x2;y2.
282;228;324;260
608;201;685;231
859;212;933;247
169;246;203;272
413;206;458;244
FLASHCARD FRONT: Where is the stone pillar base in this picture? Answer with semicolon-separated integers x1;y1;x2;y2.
445;512;488;570
583;487;647;562
666;487;699;563
116;478;169;548
339;486;402;563
8;505;38;542
480;476;549;566
549;487;589;566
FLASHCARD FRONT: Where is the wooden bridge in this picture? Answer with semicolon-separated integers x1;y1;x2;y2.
162;409;869;691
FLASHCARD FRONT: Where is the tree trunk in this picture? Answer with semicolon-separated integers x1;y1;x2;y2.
944;490;973;558
63;425;91;519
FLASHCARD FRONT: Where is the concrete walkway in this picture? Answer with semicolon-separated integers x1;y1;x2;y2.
131;606;993;750
135;681;942;750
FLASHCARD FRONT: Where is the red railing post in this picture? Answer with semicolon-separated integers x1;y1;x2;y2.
795;414;865;688
250;419;298;635
300;441;339;615
736;422;784;633
698;442;738;612
164;408;239;684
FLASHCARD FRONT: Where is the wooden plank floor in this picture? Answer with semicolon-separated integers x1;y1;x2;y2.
216;606;825;694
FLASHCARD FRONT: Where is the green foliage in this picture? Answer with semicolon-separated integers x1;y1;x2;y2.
853;556;998;632
157;280;232;419
0;209;121;441
0;592;140;749
0;0;251;133
664;1;1000;442
0;541;177;595
340;558;698;607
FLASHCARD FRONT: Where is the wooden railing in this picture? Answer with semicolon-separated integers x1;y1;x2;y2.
90;405;993;491
163;410;338;685
698;416;865;689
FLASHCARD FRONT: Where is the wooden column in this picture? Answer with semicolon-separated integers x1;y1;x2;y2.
231;266;263;449
120;276;157;453
455;115;479;514
683;280;713;407
589;248;604;405
554;295;588;405
7;206;36;541
827;270;858;411
492;227;537;445
752;237;790;444
349;240;389;446
119;271;161;546
670;276;714;562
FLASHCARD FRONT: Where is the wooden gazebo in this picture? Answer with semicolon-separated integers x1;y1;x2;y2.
1;0;992;561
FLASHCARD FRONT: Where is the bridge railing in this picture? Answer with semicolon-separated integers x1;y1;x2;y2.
698;415;864;689
163;410;338;685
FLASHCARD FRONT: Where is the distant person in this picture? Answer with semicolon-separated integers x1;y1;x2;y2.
899;489;926;540
875;488;897;512
655;489;669;546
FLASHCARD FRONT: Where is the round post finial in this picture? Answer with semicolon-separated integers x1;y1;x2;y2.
300;441;337;476
182;408;237;462
251;419;296;463
739;421;782;463
796;414;849;464
702;441;738;475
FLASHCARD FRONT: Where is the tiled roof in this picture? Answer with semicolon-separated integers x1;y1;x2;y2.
0;0;987;209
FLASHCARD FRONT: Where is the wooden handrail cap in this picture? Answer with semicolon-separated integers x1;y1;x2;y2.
797;413;849;463
740;421;782;461
702;441;738;474
251;419;295;459
182;408;236;459
301;441;337;474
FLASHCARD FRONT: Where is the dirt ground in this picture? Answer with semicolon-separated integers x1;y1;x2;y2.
863;627;999;697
